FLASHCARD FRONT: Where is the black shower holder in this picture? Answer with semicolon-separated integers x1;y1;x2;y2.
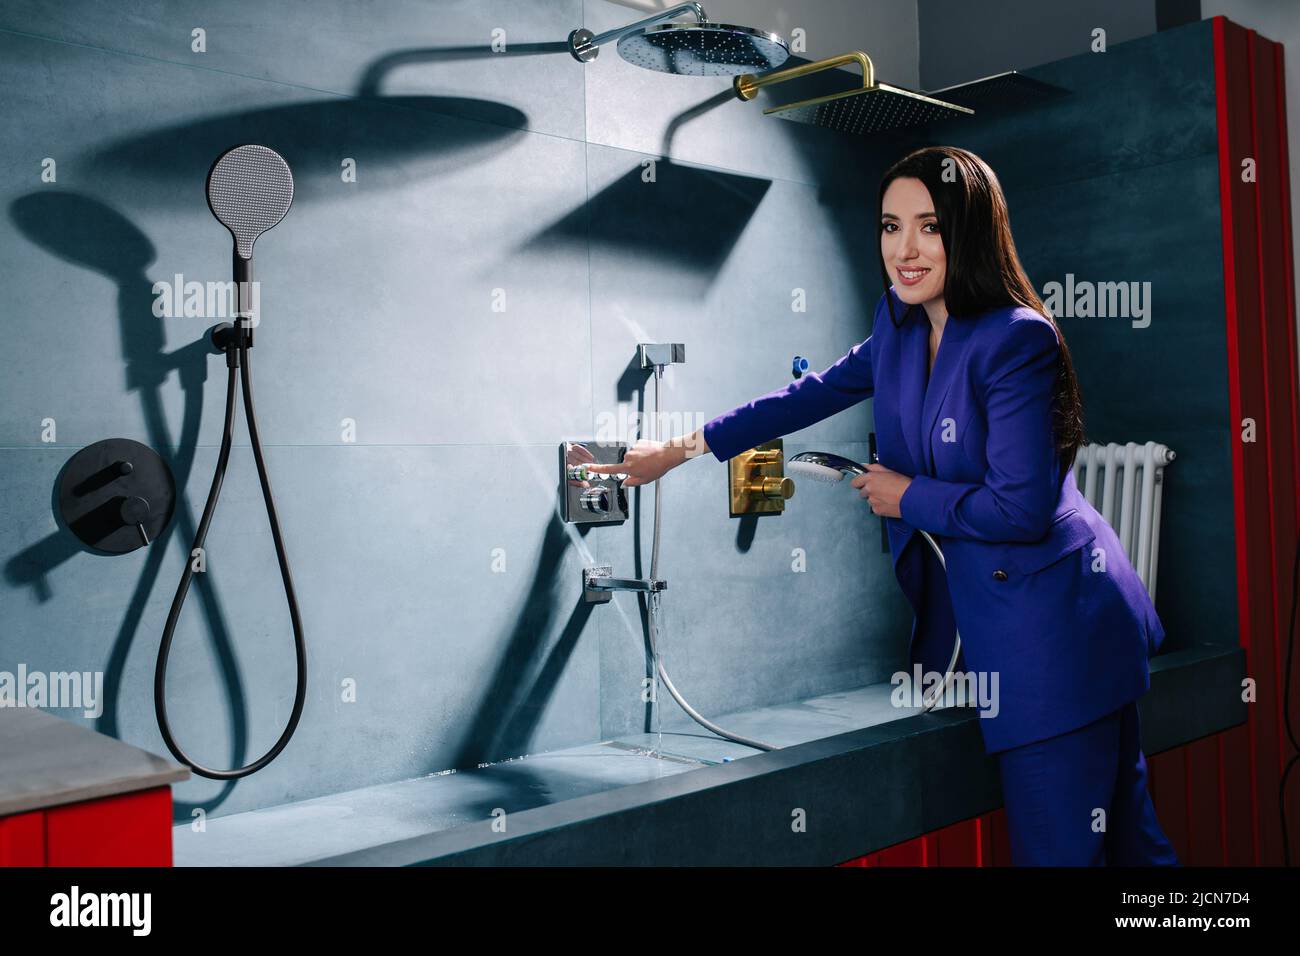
209;319;255;364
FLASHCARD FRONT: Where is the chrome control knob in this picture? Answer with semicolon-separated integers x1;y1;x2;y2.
580;487;612;514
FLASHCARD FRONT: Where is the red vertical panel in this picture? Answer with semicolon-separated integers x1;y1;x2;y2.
44;787;174;867
1216;14;1281;866
1181;739;1223;865
1245;18;1293;866
1212;18;1264;869
837;815;998;866
987;808;1011;866
1248;25;1300;870
1250;24;1296;768
933;818;980;866
1218;725;1257;864
1148;750;1191;861
0;812;46;866
1271;36;1300;853
875;835;927;865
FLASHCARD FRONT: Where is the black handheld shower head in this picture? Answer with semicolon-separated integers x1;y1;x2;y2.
157;144;308;779
206;144;293;323
205;144;294;260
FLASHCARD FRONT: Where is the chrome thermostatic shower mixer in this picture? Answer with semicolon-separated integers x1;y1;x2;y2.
560;440;629;524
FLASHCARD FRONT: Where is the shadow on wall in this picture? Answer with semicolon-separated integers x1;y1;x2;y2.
89;96;529;206
447;513;596;773
85;45;588;204
355;41;572;97
508;86;774;301
520;155;771;301
6;191;246;814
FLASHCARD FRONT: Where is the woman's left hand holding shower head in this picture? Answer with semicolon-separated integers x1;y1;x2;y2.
852;462;912;518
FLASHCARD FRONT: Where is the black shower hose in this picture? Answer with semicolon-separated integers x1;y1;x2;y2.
156;323;307;779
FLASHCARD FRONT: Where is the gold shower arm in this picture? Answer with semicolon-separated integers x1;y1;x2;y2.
733;51;875;102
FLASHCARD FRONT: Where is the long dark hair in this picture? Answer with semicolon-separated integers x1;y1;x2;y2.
877;145;1086;474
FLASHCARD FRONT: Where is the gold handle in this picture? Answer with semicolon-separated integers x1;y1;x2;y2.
734;51;875;102
746;477;795;500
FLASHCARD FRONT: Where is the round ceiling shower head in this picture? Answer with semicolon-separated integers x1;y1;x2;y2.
617;22;789;76
205;144;294;259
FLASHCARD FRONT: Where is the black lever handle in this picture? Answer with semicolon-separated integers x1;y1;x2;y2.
119;496;152;546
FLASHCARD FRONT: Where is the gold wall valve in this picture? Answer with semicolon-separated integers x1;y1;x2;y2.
728;439;794;516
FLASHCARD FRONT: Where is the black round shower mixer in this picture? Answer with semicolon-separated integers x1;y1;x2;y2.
58;438;175;554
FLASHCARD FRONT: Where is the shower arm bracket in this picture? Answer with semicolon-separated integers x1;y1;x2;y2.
734;50;874;102
569;2;707;62
210;252;257;364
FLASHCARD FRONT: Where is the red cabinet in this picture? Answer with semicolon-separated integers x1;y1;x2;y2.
0;786;175;867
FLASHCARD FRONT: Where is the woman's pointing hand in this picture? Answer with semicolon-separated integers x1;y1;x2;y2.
583;438;678;487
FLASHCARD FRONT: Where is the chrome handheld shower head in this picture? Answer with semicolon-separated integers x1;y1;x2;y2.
787;450;868;481
205;144;294;261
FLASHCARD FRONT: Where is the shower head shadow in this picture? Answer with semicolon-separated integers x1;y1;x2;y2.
734;51;974;135
569;1;788;76
205;144;294;261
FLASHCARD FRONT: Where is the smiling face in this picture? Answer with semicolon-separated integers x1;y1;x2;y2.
880;176;947;313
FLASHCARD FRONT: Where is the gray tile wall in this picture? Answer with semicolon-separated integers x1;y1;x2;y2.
0;1;914;818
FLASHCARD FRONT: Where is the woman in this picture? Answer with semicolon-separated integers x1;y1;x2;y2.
588;146;1179;867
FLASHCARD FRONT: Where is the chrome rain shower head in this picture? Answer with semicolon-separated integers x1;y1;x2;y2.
569;1;789;76
206;144;294;261
617;22;789;76
735;51;974;135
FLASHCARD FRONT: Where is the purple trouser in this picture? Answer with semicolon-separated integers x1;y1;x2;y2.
996;700;1180;866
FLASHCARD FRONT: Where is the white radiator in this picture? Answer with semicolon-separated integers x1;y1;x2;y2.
1071;441;1176;601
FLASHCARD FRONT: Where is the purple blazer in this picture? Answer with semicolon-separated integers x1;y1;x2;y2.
702;286;1165;754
